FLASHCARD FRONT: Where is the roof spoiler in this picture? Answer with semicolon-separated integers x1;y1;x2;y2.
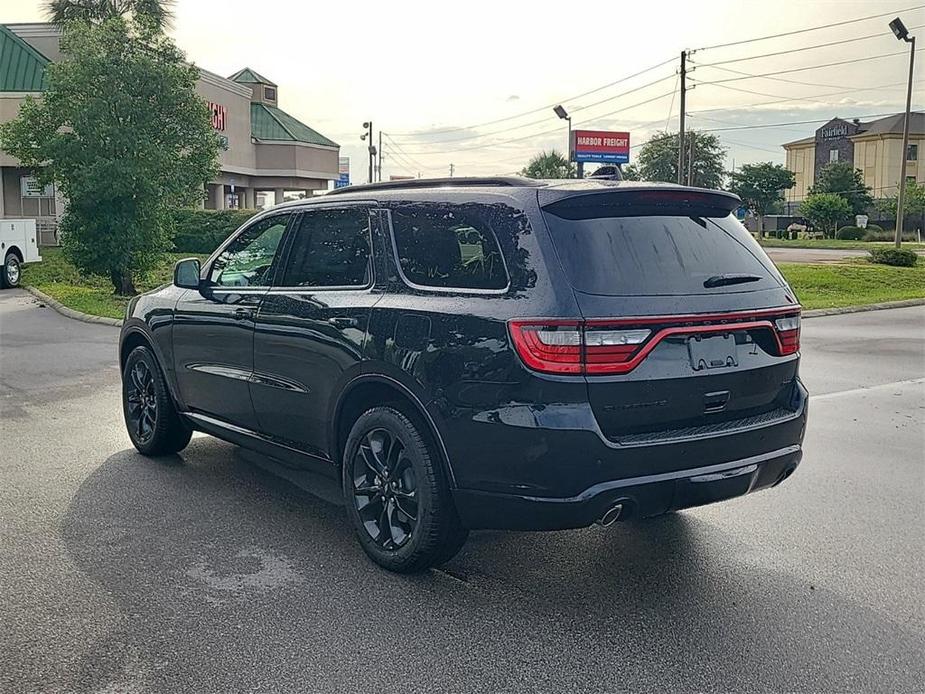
541;187;741;220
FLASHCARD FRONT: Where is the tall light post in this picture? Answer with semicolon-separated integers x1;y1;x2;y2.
554;105;580;178
360;121;375;184
889;17;916;248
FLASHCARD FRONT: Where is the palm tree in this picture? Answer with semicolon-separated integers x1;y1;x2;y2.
45;0;174;31
520;150;576;179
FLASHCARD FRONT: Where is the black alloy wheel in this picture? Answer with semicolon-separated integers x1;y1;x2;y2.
126;358;158;445
342;406;468;573
351;427;420;549
122;346;192;456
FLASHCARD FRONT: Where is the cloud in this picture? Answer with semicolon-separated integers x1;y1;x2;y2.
506;95;520;102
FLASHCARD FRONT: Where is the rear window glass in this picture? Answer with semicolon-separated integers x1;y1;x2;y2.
389;204;508;291
543;212;783;296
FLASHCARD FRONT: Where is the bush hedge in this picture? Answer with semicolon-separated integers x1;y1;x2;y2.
867;247;919;267
863;228;919;243
170;209;258;254
836;226;866;240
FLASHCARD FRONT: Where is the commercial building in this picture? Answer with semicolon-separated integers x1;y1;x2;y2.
782;112;924;214
0;23;339;244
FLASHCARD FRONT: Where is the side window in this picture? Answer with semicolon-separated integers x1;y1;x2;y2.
390;204;508;290
281;208;371;288
209;214;290;287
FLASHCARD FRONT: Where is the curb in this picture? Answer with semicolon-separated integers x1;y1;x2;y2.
23;285;123;327
802;298;925;319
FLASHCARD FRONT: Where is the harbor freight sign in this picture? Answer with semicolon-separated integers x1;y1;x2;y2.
571;130;630;163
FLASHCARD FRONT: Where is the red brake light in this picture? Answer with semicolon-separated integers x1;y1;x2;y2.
510;308;801;375
774;315;801;355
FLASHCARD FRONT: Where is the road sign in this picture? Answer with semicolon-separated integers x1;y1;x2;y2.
571;130;630;163
335;157;350;189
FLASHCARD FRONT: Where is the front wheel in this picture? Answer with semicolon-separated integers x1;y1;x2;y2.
122;345;192;456
342;406;468;573
1;253;21;288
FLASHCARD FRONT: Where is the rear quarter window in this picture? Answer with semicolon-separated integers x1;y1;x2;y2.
388;203;518;291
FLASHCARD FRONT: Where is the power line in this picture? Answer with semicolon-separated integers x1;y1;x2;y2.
387;56;676;138
399;90;676;156
700;112;900;133
695;3;925;52
695;23;925;68
694;60;906;90
693;49;924;86
690;79;924;114
383;73;674;147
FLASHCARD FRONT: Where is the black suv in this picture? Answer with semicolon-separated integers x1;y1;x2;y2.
120;177;807;572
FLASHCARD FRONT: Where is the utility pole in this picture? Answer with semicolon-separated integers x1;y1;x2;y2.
377;131;383;182
687;135;694;186
361;121;374;184
449;163;455;178
677;50;687;185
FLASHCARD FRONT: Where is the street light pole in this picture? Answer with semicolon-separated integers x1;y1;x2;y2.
361;121;374;184
554;105;579;178
889;17;916;248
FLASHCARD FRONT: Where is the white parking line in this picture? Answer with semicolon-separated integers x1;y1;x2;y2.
811;377;925;401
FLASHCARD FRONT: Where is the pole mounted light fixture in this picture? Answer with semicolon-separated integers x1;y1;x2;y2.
553;106;579;178
361;122;374;183
888;16;916;248
553;105;569;120
889;17;910;41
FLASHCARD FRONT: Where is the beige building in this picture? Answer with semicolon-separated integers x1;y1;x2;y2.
782;112;924;213
0;23;339;244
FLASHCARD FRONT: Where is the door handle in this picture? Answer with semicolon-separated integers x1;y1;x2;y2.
233;307;254;320
328;317;357;329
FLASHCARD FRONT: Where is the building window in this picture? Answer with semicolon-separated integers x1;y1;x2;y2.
908;144;918;162
829;149;839;162
264;86;276;101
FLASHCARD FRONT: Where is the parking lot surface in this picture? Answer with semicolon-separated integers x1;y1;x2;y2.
1;288;923;693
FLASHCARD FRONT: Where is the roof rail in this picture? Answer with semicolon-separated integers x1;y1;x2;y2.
325;176;542;195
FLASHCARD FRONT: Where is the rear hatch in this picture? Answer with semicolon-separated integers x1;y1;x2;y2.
539;186;801;444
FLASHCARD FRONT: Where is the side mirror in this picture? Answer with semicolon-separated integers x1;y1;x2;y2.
173;258;201;290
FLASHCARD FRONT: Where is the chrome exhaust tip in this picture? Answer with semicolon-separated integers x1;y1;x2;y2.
596;503;624;527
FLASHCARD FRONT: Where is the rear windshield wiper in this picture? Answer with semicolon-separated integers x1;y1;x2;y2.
703;273;764;288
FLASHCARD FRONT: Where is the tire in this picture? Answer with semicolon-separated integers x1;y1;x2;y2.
2;252;21;289
122;345;192;456
342;406;468;573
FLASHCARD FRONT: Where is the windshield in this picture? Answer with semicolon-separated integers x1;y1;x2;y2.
543;211;784;297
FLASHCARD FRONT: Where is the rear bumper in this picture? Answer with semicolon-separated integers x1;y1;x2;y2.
453;445;802;530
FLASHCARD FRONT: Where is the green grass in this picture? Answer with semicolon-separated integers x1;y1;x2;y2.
760;238;925;251
778;261;925;310
21;248;925;319
22;248;206;320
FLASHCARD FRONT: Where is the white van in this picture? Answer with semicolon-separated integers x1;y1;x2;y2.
1;219;42;289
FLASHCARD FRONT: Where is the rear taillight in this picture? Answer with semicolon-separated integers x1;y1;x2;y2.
509;321;652;375
774;315;801;355
510;308;801;375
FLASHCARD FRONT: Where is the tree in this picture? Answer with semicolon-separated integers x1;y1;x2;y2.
809;161;874;216
0;17;218;294
799;193;852;238
876;180;925;234
521;150;575;179
45;0;174;30
728;162;795;239
621;163;640;181
634;130;727;189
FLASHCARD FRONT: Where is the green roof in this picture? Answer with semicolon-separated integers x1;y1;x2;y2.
0;25;49;92
229;67;276;87
251;103;338;148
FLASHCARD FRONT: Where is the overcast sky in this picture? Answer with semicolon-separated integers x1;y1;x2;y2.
2;0;922;181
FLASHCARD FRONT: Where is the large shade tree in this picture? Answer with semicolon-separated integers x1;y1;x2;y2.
728;162;795;239
809;161;874;216
634;131;727;189
0;16;218;294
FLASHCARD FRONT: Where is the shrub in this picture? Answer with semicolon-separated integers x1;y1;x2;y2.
868;247;919;267
169;209;258;254
863;228;918;242
836;226;865;240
